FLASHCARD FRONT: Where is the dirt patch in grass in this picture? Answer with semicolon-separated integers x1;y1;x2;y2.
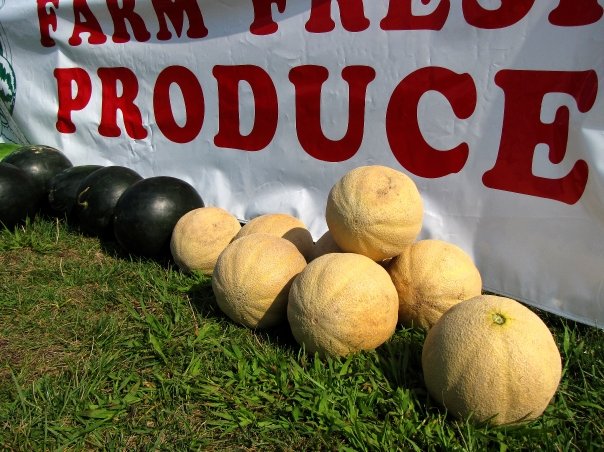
0;326;84;385
0;337;22;378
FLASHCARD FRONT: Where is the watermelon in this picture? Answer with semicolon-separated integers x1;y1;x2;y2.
2;145;73;211
0;162;39;230
113;176;204;258
48;165;104;219
73;166;143;236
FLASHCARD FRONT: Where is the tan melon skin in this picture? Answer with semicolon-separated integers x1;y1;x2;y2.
422;295;562;426
325;165;423;262
170;207;242;275
212;233;307;329
234;213;314;261
387;239;483;329
287;253;399;357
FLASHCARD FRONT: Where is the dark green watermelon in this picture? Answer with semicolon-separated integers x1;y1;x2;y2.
73;166;143;236
0;162;39;230
48;165;104;219
113;176;204;258
3;145;73;208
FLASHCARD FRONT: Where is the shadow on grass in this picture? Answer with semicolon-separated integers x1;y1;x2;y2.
375;326;427;392
52;211;314;357
93;231;182;271
49;211;176;268
255;322;301;355
187;278;301;355
187;278;223;319
98;235;173;267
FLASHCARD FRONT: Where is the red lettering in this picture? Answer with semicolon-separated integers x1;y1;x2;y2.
483;70;597;205
250;0;286;35
306;0;370;33
213;65;278;151
153;66;204;144
381;0;450;31
152;0;208;40
37;0;59;47
153;66;205;143
549;0;603;27
97;67;147;139
386;67;476;178
68;0;108;46
462;0;533;29
54;68;92;133
289;65;376;162
107;0;151;43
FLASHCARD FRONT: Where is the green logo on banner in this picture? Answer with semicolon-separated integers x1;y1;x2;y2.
0;0;25;144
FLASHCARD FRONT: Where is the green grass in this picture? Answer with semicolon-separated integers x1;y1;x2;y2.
1;217;603;451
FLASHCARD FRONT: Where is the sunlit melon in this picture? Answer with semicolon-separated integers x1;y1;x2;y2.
387;239;482;329
234;213;314;261
212;233;307;329
171;207;241;275
287;253;399;357
422;295;562;425
325;165;423;261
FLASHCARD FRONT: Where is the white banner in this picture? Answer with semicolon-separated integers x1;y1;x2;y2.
1;1;603;327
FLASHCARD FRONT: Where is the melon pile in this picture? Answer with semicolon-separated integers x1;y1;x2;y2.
1;148;563;426
191;164;561;426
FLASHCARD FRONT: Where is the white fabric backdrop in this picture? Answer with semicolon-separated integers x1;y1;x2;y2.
1;1;603;327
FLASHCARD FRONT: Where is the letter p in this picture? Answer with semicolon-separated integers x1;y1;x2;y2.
54;68;92;133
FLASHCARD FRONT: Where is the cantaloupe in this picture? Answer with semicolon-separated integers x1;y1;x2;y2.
287;253;399;357
387;239;482;329
325;165;423;261
212;233;307;329
422;295;562;425
234;213;314;261
170;207;241;275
